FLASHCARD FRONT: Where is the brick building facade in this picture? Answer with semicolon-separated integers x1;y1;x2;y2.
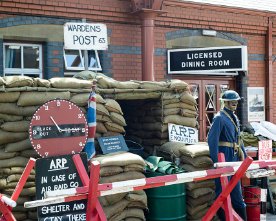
0;0;275;139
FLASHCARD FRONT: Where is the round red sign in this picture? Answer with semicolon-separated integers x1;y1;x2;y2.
29;99;88;157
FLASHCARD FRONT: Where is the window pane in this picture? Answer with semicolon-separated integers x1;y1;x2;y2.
87;50;99;68
23;46;40;69
64;50;83;68
5;45;21;68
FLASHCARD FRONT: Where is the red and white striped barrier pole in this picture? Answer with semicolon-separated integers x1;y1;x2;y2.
215;160;276;170
25;161;246;208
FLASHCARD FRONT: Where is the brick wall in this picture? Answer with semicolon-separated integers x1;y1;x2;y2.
0;0;276;121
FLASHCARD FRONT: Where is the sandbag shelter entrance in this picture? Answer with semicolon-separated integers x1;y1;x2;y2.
97;80;198;157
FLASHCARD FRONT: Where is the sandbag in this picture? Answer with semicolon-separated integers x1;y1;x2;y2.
96;76;119;88
157;141;186;158
0;92;20;103
169;79;188;90
0;156;29;168
99;192;127;206
33;78;51;87
110;112;127;126
187;187;214;199
0;114;23;122
17;91;71;106
103;199;129;219
179;142;210;158
109;208;145;221
181;155;213;168
116;81;140;89
105;99;123;115
5;138;32;152
94;152;145;167
186;180;215;191
96;114;112;123
163;115;197;128
49;77;91;89
0;103;37;116
100;166;123;177
0;121;29;132
114;92;161;100
4;76;33;87
180;91;197;105
104;122;125;133
0;148;18;159
138;81;168;89
0;130;28;145
96;103;110;116
187;203;208;216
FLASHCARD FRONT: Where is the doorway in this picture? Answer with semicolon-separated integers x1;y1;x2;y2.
177;77;235;141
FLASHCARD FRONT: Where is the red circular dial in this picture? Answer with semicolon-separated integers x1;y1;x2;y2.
29;99;88;157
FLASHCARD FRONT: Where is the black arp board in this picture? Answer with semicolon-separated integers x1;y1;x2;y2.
35;153;88;221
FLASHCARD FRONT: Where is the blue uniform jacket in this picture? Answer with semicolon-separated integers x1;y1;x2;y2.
207;107;246;163
207;107;247;209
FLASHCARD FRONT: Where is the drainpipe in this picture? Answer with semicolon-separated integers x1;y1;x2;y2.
140;10;158;81
131;0;165;81
266;17;273;121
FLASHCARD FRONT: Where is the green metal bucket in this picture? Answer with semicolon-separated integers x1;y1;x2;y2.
145;172;186;221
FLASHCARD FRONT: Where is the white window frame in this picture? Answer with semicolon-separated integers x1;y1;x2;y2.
63;49;102;71
3;43;43;78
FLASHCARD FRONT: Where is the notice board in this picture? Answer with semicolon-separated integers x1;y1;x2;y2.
35;153;88;221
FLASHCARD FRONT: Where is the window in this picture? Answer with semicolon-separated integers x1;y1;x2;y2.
3;43;42;78
64;49;102;74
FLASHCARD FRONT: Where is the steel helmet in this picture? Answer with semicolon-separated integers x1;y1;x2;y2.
220;90;241;101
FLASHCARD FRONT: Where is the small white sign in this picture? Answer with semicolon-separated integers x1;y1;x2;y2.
64;22;108;50
258;140;272;160
168;123;198;144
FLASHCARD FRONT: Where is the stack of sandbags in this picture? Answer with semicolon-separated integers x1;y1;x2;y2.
0;76;127;220
178;142;215;221
0;75;197;220
121;90;198;155
156;142;216;220
92;152;147;221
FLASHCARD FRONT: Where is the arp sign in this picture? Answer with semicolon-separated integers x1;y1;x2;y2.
168;123;198;144
64;22;108;50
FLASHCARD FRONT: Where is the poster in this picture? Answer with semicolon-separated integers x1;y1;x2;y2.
258;140;272;161
247;87;265;122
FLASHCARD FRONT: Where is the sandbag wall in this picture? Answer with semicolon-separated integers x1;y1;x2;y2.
0;76;127;220
157;142;216;221
0;75;198;220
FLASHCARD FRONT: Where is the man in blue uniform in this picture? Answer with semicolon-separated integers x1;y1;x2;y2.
207;90;247;221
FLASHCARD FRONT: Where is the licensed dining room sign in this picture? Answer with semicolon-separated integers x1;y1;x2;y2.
168;46;248;74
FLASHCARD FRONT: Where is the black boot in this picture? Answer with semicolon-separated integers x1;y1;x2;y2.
217;208;225;221
234;207;247;221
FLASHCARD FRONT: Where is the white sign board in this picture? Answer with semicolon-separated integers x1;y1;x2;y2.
258;140;272;160
168;123;198;144
64;22;108;50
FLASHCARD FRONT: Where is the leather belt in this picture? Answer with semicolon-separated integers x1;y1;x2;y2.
219;141;239;149
219;141;244;160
